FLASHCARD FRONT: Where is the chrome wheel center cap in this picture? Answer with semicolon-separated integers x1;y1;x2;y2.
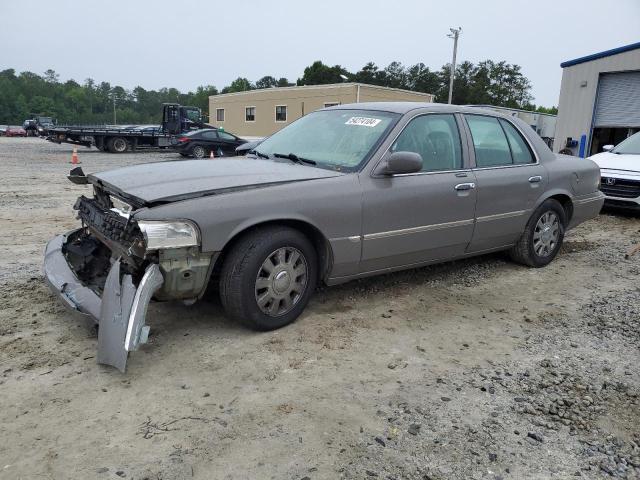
273;270;291;294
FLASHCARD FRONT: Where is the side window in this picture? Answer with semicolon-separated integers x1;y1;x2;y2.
218;131;236;141
500;119;535;164
202;131;218;140
466;115;512;167
390;114;462;172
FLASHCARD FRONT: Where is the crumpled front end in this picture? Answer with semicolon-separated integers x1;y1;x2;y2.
43;175;215;372
44;228;164;372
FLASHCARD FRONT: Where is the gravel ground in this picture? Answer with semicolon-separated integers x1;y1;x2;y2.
0;137;639;480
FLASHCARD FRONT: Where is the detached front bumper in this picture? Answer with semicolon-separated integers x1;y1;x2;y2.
44;229;164;372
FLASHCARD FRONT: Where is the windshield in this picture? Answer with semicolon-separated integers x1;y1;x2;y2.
38;117;52;124
613;132;640;155
255;109;400;171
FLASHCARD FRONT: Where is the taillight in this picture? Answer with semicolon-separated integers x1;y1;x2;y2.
177;137;190;143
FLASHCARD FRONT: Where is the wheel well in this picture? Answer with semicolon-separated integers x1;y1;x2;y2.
212;220;333;286
548;194;573;224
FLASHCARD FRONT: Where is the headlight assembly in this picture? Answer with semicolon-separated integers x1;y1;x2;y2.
137;220;200;250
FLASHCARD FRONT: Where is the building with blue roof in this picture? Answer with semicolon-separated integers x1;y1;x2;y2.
555;42;640;157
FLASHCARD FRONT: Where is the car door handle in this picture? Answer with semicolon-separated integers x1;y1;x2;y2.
454;182;476;191
528;176;542;183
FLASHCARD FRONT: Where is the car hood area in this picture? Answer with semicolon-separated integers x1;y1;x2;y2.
88;158;344;205
589;152;640;176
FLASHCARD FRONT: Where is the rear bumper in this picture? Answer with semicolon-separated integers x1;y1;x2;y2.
44;229;164;372
569;192;605;228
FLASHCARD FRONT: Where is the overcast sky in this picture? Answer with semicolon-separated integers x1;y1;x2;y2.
1;0;638;106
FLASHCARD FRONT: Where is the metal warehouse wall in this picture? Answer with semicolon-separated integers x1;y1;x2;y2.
554;48;640;154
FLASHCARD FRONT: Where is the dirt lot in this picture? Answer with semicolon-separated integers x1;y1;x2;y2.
1;137;639;480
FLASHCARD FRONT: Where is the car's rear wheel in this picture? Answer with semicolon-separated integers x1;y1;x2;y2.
192;145;206;158
107;136;128;153
509;198;566;267
219;226;318;330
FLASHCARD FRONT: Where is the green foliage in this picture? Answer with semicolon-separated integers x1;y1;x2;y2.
0;69;221;125
297;61;350;86
221;77;254;94
0;60;551;125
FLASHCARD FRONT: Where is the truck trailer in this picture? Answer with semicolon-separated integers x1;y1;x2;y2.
47;104;210;153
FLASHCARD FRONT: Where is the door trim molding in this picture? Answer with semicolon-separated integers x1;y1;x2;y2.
476;210;527;223
363;218;475;241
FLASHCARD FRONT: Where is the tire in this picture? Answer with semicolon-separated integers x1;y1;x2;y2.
192;145;206;158
107;136;128;153
509;199;566;267
219;226;318;331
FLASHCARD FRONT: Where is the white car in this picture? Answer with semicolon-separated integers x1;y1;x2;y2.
589;132;640;209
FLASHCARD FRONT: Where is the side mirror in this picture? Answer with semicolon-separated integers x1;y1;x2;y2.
602;144;614;152
376;151;423;176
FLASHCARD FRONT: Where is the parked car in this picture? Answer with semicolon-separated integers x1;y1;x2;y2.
132;125;163;134
589;132;640;209
171;128;247;158
5;126;27;137
44;103;604;371
0;125;8;136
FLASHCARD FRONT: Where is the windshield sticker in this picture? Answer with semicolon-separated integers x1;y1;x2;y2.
345;117;382;127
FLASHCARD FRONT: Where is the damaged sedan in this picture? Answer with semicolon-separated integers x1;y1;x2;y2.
44;103;604;371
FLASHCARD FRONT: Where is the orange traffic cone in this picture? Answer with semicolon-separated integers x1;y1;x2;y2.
70;147;80;165
210;150;214;159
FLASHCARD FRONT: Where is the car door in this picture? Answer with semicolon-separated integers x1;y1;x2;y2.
463;114;547;252
199;131;221;155
359;113;477;273
217;131;240;156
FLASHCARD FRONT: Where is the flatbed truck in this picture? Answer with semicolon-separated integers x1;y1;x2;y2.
47;103;210;153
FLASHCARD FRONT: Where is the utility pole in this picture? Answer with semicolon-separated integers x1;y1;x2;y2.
112;96;117;125
447;27;462;105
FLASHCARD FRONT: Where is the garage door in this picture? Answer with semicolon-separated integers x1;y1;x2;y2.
594;71;640;127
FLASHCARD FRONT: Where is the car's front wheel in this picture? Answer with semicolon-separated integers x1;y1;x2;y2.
192;145;207;158
219;226;318;330
509;198;566;267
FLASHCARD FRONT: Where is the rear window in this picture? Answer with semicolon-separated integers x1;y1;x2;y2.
466;115;535;167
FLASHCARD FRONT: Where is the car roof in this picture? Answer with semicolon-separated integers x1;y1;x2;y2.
326;102;502;117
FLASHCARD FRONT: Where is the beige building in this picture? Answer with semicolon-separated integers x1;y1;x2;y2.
208;83;435;138
554;42;640;156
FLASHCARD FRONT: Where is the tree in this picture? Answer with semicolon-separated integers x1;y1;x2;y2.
406;63;440;94
221;77;253;94
352;62;387;86
297;61;349;85
255;76;278;89
383;62;408;89
43;69;59;83
277;77;293;87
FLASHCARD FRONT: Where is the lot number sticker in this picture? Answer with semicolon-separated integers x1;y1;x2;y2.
345;117;382;127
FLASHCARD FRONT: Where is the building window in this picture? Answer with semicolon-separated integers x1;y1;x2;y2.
245;106;256;122
275;105;287;122
216;108;225;122
324;102;340;108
